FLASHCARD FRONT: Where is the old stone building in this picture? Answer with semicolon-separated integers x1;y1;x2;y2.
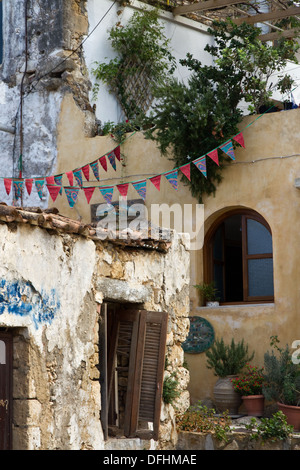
0;204;190;450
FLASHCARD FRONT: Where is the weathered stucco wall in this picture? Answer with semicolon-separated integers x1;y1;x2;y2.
0;213;190;450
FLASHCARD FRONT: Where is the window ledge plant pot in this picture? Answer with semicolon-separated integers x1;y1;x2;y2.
241;394;265;417
277;402;300;431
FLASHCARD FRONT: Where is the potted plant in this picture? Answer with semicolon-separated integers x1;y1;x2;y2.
194;282;220;307
262;336;300;431
231;364;265;417
206;338;254;415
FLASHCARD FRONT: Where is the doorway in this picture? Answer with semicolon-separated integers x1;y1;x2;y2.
0;331;12;450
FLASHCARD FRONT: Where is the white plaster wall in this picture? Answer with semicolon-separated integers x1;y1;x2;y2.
83;0;214;124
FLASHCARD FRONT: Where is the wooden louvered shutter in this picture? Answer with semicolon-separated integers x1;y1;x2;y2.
105;307;167;440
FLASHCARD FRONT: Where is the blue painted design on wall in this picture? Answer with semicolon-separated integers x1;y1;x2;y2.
0;278;60;328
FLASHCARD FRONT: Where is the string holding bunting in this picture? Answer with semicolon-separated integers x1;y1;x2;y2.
165;169;178;190
193;157;207;178
220;140;235;160
132;180;147;200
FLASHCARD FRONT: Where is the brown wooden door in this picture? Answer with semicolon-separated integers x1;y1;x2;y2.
0;332;12;450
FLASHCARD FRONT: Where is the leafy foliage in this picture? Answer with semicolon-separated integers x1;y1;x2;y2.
262;336;300;406
92;7;175;119
206;338;254;378
146;20;299;201
176;402;231;441
231;364;265;396
163;372;180;404
194;282;220;303
245;411;294;443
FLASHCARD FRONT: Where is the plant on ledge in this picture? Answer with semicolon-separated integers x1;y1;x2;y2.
231;364;265;396
92;7;176;120
146;20;299;202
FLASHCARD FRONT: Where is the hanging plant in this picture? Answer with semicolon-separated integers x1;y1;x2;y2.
92;7;176;119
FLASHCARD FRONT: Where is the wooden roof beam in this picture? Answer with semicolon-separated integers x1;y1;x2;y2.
173;0;250;16
233;6;300;25
258;27;300;41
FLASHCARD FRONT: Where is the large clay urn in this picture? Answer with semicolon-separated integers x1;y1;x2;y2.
213;376;242;415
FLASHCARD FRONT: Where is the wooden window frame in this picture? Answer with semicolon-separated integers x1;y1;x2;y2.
204;209;274;304
100;303;168;441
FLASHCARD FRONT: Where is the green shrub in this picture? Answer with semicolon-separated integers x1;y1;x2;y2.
206;337;254;378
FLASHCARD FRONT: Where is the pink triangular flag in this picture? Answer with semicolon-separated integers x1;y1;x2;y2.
82;165;90;181
117;183;129;199
207;149;219;166
47;184;61;202
233;132;245;148
25;179;33;195
4;178;12;195
83;186;95;204
46;176;55;186
66;171;73;186
114;146;121;161
180;163;191;181
149;175;161;191
99;156;107;172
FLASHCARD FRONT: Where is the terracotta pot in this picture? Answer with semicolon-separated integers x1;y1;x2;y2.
241;394;265;417
213;376;242;415
278;402;300;431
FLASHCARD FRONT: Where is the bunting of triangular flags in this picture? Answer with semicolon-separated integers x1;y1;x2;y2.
180;163;191;181
107;152;116;171
99;156;107;172
83;186;95;204
220;141;235;160
193;157;207;178
99;186;114;204
47;184;61;202
117;183;129;199
1;131;245;205
35;179;45;199
64;187;79;208
165;169;178;190
90;161;100;181
132;180;147;200
149;175;161;191
81;165;90;182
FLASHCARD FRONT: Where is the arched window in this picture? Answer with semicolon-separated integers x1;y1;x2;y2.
204;210;274;303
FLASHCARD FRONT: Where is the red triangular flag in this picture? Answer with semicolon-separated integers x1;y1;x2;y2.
47;184;61;202
82;165;90;181
83;186;95;204
25;179;33;195
233;132;245;148
117;183;129;198
66;171;73;186
180;163;191;181
4;178;12;195
46;176;55;186
207;149;219;166
114;146;121;161
149;175;161;191
99;156;107;172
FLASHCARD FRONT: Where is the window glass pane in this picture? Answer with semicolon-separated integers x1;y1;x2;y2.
213;226;223;261
248;258;274;297
0;340;5;364
213;263;224;302
247;218;272;255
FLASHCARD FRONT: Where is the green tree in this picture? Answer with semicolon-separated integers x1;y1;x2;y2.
146;20;299;202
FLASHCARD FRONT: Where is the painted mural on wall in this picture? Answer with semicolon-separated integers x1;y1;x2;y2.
0;278;60;328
